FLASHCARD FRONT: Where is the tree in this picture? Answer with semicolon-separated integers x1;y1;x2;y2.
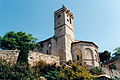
0;31;37;64
113;47;120;57
0;31;37;50
99;50;111;63
17;42;30;64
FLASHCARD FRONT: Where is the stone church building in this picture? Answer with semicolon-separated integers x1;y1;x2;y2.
34;6;100;67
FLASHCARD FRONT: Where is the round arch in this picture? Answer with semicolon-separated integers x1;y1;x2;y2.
84;48;94;65
73;49;82;61
84;48;93;59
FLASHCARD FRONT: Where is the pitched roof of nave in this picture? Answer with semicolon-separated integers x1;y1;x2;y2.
38;37;52;44
73;40;98;48
37;36;57;44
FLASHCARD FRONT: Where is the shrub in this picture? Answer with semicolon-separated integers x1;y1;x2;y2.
34;60;48;73
0;59;101;80
66;60;72;65
109;64;117;70
59;63;96;80
0;59;40;80
34;60;60;80
89;67;103;75
45;70;59;80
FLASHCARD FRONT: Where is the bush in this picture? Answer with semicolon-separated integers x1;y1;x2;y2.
45;71;59;80
109;64;117;70
0;59;40;80
34;60;60;80
0;59;60;80
34;60;49;73
0;59;101;80
89;67;103;75
66;60;72;65
59;63;96;80
0;59;11;80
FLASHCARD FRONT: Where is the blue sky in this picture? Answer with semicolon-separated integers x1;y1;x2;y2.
0;0;120;52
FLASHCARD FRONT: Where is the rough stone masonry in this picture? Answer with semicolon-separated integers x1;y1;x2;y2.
34;5;100;67
0;50;60;66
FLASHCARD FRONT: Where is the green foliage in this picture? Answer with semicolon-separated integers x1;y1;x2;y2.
89;67;103;75
113;47;120;57
59;63;96;80
115;78;120;80
0;59;102;80
0;31;37;50
0;59;11;80
66;60;72;65
0;31;37;64
109;64;117;70
17;43;30;65
99;50;111;63
45;71;59;80
34;60;60;80
34;60;49;74
0;59;40;80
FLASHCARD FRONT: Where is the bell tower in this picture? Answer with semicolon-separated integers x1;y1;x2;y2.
54;5;74;62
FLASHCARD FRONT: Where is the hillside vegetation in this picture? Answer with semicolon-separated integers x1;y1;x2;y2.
0;59;104;80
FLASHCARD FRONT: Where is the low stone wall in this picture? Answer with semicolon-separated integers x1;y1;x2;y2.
88;66;120;79
28;51;60;66
0;50;60;66
101;67;120;79
0;50;20;64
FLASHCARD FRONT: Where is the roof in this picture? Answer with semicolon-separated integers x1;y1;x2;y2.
72;40;98;48
37;37;53;44
54;5;73;19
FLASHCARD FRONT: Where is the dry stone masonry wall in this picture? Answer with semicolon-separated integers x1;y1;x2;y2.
0;50;20;64
0;50;60;66
28;51;60;66
101;67;120;79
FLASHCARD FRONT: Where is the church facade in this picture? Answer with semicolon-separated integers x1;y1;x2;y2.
34;6;100;67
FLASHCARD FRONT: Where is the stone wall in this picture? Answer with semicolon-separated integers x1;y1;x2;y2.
0;50;20;64
102;56;120;70
0;50;60;66
114;59;120;70
101;67;120;79
28;51;60;66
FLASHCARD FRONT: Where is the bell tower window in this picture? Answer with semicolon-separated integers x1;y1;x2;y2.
57;14;61;18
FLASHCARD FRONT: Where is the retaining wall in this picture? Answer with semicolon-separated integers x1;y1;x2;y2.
0;50;60;66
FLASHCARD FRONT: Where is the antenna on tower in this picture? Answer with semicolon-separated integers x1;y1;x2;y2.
62;4;65;8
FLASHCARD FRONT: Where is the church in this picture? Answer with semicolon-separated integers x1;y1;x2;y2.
34;6;100;67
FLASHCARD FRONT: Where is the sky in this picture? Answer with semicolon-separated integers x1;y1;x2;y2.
0;0;120;52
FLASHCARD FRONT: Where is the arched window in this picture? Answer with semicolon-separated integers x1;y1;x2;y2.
73;49;82;61
77;55;79;60
57;14;61;18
